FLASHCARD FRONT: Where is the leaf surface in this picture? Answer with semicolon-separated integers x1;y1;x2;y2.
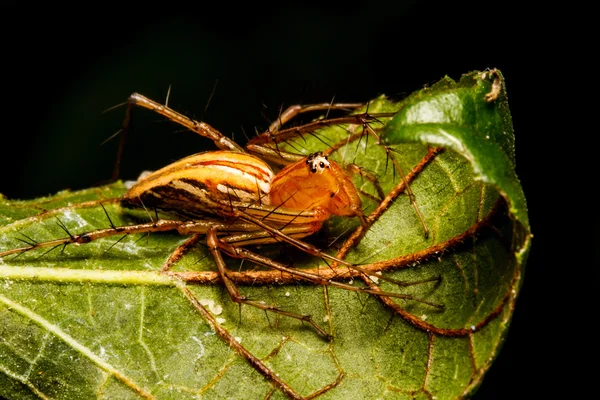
0;70;531;399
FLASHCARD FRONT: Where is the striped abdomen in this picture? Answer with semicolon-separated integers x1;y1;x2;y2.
122;150;274;218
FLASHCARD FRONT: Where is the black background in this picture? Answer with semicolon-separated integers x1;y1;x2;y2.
1;2;585;399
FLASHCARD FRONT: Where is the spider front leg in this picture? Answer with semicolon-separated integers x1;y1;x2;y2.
246;103;396;166
267;102;364;133
250;111;395;148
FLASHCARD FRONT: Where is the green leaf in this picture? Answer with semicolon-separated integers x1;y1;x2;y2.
0;70;531;399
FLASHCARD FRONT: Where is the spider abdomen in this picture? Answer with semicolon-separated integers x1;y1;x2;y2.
122;150;274;217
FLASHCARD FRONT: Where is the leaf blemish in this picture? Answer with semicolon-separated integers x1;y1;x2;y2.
199;298;223;315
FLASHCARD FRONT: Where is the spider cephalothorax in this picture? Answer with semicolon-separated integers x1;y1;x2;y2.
270;150;363;221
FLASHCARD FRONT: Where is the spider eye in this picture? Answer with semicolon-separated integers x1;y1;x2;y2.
311;168;317;173
319;162;325;168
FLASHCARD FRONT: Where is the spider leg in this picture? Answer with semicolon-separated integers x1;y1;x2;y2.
181;208;443;310
0;202;321;261
206;226;443;339
246;112;396;165
253;112;396;147
0;219;185;258
381;144;429;239
126;93;244;153
345;163;386;201
333;119;430;239
267;102;364;133
206;226;333;340
217;238;444;310
178;208;342;266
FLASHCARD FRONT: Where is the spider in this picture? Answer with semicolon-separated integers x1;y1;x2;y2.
0;93;441;339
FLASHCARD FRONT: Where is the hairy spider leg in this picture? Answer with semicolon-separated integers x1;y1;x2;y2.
206;226;443;339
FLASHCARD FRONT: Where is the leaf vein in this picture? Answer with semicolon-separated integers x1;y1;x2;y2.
0;294;155;399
